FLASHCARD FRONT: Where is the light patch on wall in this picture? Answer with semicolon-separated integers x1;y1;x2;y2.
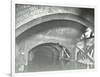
37;33;73;43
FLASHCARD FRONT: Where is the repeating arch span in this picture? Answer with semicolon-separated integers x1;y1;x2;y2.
28;42;61;54
16;13;94;37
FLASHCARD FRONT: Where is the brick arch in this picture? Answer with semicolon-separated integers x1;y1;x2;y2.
16;13;93;37
27;42;71;66
28;42;61;57
15;13;94;72
27;43;62;69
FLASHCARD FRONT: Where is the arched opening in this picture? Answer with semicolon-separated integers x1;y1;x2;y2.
16;13;93;37
15;5;94;73
16;18;94;72
27;43;63;72
16;20;87;44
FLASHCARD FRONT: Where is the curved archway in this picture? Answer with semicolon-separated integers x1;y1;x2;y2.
16;13;93;37
27;43;64;72
15;13;94;72
16;19;89;69
28;42;61;59
15;5;94;72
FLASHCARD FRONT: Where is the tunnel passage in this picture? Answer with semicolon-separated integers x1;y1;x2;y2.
16;19;89;72
15;5;94;73
26;43;71;72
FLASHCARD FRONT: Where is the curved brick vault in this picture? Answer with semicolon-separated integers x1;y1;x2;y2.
15;4;94;72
